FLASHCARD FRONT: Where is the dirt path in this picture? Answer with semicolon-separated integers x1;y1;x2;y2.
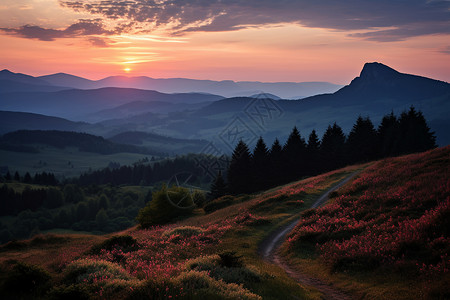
259;172;359;300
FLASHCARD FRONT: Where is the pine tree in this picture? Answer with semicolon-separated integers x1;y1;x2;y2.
227;140;252;195
346;116;378;163
269;138;284;186
13;171;20;182
252;137;269;191
398;106;437;155
283;126;307;180
208;171;227;200
306;130;321;175
321;123;346;171
378;111;400;157
23;172;32;184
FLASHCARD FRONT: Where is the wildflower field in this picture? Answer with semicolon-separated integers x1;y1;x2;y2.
1;147;448;299
283;146;450;299
0;162;360;299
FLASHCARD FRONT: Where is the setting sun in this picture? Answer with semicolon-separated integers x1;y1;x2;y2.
124;67;131;73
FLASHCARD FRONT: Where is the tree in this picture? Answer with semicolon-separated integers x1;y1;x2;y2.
44;188;64;209
95;209;109;228
227;140;252;195
397;106;436;155
208;171;227;201
321;123;346;171
283;126;307;180
346;116;379;163
137;184;194;227
252;137;269;191
23;172;32;184
378;111;400;157
305;130;321;174
268;138;284;186
14;171;20;182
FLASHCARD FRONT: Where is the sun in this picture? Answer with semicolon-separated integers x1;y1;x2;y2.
123;67;131;73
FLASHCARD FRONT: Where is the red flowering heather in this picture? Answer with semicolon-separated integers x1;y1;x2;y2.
287;146;450;275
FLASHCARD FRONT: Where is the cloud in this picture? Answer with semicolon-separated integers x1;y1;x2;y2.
57;0;450;41
2;1;449;42
0;19;115;42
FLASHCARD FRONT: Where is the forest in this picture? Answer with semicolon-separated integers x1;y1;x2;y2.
0;107;436;244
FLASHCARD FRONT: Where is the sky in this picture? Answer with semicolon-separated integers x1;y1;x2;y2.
0;0;449;84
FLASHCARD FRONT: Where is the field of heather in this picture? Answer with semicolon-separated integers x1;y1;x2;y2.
283;146;450;299
1;147;448;299
0;167;360;299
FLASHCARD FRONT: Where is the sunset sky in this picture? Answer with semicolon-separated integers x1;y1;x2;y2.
0;0;449;84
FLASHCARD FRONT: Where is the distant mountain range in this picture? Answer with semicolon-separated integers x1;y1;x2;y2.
0;69;342;99
1;62;449;150
0;87;224;121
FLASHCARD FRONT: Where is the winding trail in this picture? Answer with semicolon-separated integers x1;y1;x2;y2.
259;172;359;300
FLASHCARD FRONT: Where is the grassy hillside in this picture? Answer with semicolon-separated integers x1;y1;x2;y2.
0;147;151;178
282;146;450;299
0;163;361;299
0;147;448;299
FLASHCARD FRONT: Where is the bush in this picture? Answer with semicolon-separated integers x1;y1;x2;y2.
0;261;51;297
184;255;261;287
162;226;204;238
47;284;90;300
176;270;261;300
64;259;131;284
89;235;139;256
204;196;234;213
218;251;243;268
136;185;195;227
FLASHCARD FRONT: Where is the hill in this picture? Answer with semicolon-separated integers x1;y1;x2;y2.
190;62;450;146
37;72;341;98
0;147;448;298
108;131;209;155
0;130;155;155
283;146;450;299
0;70;68;93
0;88;224;121
0;111;88;135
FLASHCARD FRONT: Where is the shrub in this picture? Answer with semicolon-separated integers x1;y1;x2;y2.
162;226;204;238
64;259;132;284
89;235;139;255
176;270;261;300
136;185;194;227
218;251;243;268
184;255;261;287
204;195;234;213
0;261;51;297
47;284;90;300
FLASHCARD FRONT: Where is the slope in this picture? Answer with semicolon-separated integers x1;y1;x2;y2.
282;146;450;299
0;111;88;135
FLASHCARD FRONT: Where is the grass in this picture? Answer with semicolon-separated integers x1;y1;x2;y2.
280;146;450;299
0;163;380;299
0;146;150;178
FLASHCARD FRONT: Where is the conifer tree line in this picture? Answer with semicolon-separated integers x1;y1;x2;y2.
212;107;436;197
1;171;58;186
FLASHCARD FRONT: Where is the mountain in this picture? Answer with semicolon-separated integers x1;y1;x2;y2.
109;131;209;155
0;111;88;135
0;130;155;155
0;69;69;93
38;72;342;98
38;72;97;90
0;69;50;86
91;100;213;121
0;88;224;121
182;62;450;147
